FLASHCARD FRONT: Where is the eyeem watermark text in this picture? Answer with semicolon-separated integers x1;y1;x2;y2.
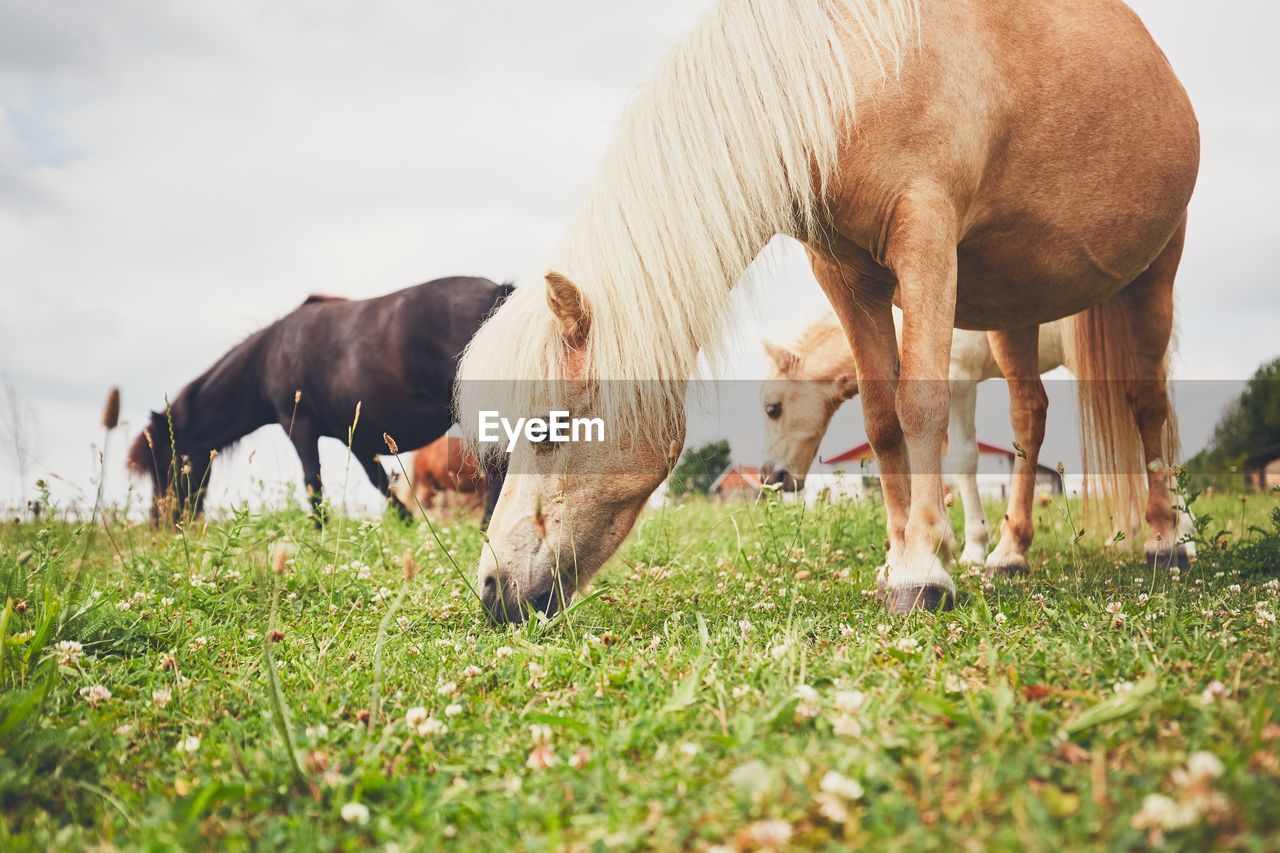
478;410;605;452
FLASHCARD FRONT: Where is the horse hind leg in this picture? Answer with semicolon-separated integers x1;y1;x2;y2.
1117;221;1188;568
946;378;990;565
289;421;327;527
985;326;1048;577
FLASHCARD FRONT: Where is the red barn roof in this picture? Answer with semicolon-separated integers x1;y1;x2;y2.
821;441;1061;477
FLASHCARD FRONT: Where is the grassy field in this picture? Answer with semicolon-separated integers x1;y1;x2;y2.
2;487;1280;850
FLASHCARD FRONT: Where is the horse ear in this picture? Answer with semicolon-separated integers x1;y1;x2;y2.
763;341;800;375
545;271;591;343
834;372;859;400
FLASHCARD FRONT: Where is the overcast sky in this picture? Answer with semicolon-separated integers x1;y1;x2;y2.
1;0;1277;514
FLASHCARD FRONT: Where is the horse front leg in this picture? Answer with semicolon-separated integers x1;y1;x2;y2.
985;327;1048;576
807;251;908;569
946;378;989;565
288;421;327;527
881;193;959;611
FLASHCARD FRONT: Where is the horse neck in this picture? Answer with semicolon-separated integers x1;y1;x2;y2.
171;334;272;452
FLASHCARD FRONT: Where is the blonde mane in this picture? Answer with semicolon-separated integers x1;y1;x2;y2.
458;0;919;455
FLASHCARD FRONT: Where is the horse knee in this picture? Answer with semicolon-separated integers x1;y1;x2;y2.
896;385;949;441
864;410;905;456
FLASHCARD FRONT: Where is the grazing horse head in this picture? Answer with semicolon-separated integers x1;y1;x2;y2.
759;317;859;492
127;408;213;525
454;0;917;624
458;275;682;624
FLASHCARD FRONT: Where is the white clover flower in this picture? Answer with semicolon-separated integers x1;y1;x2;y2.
444;704;463;718
1132;793;1195;832
832;715;863;737
1185;751;1224;781
895;637;920;654
80;684;112;706
340;802;369;825
1200;680;1229;705
820;770;865;801
416;717;447;737
152;689;172;708
526;744;557;770
56;640;84;665
746;820;792;849
833;690;866;714
176;735;201;754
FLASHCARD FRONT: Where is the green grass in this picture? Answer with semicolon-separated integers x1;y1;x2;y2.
2;490;1280;850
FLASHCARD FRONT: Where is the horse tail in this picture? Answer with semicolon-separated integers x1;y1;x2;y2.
1070;296;1172;543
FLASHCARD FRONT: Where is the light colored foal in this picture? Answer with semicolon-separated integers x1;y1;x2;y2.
761;312;1070;572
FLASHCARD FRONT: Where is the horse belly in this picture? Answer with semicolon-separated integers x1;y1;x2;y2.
950;235;1135;330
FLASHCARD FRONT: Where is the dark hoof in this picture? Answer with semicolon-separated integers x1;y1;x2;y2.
985;556;1030;579
884;585;955;613
1146;548;1191;571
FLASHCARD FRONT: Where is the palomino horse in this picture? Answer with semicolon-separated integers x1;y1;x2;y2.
458;0;1198;620
391;435;492;517
129;277;512;524
759;313;1195;571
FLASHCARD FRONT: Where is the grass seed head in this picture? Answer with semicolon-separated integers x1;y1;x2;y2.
101;387;121;430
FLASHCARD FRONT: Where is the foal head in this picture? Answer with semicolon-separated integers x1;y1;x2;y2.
127;409;213;525
457;273;680;625
759;319;858;491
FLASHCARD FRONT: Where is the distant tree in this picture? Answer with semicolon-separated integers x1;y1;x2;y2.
668;439;732;497
1186;357;1280;488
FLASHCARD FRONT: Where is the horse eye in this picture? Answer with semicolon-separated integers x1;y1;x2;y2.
765;402;782;419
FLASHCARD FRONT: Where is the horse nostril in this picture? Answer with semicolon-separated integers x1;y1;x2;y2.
482;575;497;596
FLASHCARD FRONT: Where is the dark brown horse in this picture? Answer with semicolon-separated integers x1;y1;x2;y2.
128;276;512;525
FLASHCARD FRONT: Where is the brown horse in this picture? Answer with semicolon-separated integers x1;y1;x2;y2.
129;276;512;525
391;436;489;514
458;0;1198;621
